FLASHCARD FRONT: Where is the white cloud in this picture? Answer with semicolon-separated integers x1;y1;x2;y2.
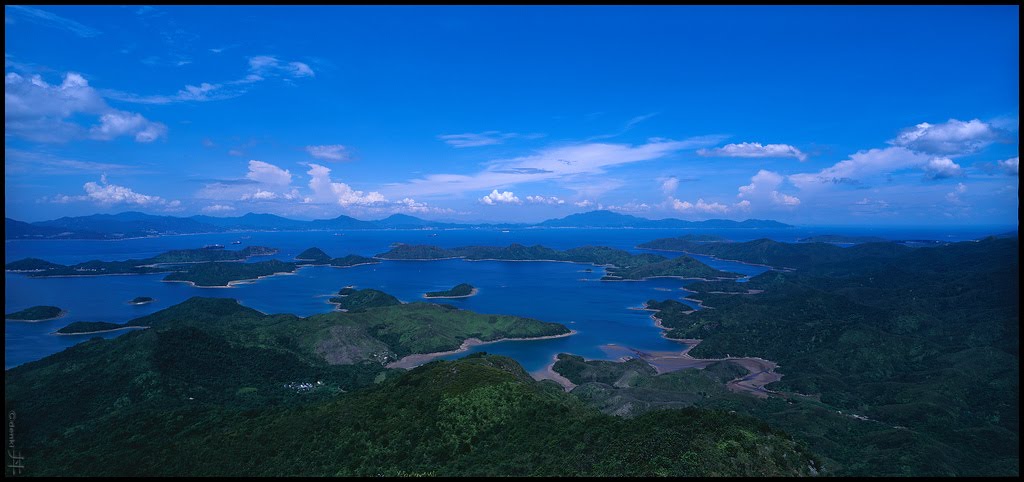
998;157;1018;176
945;182;968;204
771;191;801;206
479;190;521;205
89;111;167;142
389;136;726;198
671;198;730;214
526;195;565;205
245;160;292;186
52;175;178;207
737;169;800;207
660;176;679;195
5;71;166;143
789;147;931;189
240;189;278;201
7;6;101;37
306;144;348;161
437;131;541;148
393;198;454;215
104;55;314;105
890;118;1000;156
307;163;386;206
202;204;235;213
698;142;807;161
607;202;650;213
922;157;963;179
574;200;595;208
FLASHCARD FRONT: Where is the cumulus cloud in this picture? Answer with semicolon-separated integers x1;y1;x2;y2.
202;204;235;213
245;160;292;186
945;182;968;204
737;169;801;207
526;195;565;205
240;189;278;201
890;118;1000;156
698;142;807;161
306;144;348;161
52;175;178;207
660;177;679;195
671;198;730;214
5;71;167;143
393;198;454;215
922;157;963;179
607;202;650;213
479;190;521;205
307;163;386;206
574;200;595;208
998;157;1018;176
788;147;931;189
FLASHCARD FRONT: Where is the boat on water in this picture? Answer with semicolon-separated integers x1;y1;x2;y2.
232;240;242;245
203;244;225;249
501;230;511;233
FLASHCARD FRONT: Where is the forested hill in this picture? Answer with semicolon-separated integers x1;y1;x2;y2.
644;236;1019;475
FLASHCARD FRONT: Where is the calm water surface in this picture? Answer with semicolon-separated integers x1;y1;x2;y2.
5;226;1009;369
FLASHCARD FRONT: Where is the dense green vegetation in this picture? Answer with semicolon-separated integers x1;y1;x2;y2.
328;254;378;267
797;234;889;244
425;283;476;298
603;254;741;281
378;243;738;280
163;259;297;287
148;245;278;263
295;247;332;263
55;321;130;334
328;288;402;311
295;247;379;267
130;296;154;304
636;236;914;271
6;349;819;476
639;236;1019;476
6;305;64;321
5;245;277;278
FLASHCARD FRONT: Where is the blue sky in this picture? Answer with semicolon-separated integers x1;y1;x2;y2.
4;5;1019;224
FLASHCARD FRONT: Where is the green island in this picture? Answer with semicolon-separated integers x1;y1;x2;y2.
630;236;1019;476
328;288;402;312
295;247;380;268
4;245;280;278
163;259;297;287
129;296;155;305
796;234;890;244
6;305;65;321
377;243;740;280
5;245;381;287
55;321;141;335
424;283;477;298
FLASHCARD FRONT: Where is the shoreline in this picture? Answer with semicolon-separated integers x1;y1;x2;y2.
635;247;795;271
161;267;300;288
53;325;149;336
531;354;578;391
629;300;783;398
386;329;577;369
5;310;68;323
423;287;479;299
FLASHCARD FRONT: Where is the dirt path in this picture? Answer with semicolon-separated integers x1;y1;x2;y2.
599;341;781;398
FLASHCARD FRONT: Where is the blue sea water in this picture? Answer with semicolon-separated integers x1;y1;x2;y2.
4;225;1011;370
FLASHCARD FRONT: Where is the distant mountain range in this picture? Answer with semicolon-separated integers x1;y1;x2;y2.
4;210;792;240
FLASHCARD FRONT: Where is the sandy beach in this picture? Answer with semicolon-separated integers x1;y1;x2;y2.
531;354;578;391
53;325;149;336
386;329;577;369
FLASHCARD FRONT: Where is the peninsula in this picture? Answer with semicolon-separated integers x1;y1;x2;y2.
376;243;741;280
